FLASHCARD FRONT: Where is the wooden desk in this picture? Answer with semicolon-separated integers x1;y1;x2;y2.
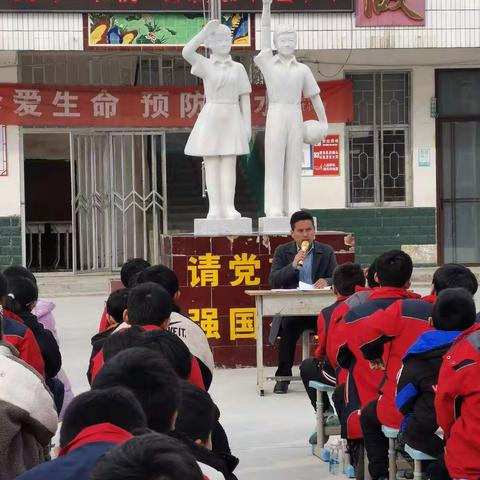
245;289;335;396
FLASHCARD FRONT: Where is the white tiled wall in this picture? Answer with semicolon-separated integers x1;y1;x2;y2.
256;0;480;50
0;13;83;51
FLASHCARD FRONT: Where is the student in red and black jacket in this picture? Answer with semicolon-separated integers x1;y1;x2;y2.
89;283;206;391
435;322;480;480
337;250;419;442
357;265;478;479
0;272;45;376
300;263;366;410
396;288;477;460
325;258;379;379
4;276;63;411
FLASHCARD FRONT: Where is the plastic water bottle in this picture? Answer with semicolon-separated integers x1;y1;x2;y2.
329;443;340;475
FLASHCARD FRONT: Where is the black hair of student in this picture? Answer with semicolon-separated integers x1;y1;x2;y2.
375;250;413;288
134;330;192;380
432;264;478;295
431;288;476;332
92;347;181;434
59;387;148;448
120;258;151;288
2;265;37;284
106;288;130;324
127;282;173;327
0;272;7;301
332;263;366;297
4;277;38;314
290;210;315;231
137;265;179;298
366;258;379;288
176;381;215;444
103;325;145;363
90;433;204;480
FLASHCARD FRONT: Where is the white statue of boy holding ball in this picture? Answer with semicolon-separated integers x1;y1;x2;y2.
256;0;328;220
183;19;252;221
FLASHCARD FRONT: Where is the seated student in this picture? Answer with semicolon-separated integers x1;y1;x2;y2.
18;387;147;480
102;325;145;362
435;318;480;480
396;288;476;460
87;288;130;383
89;282;173;383
337;250;419;442
90;433;204;480
134;330;200;386
172;382;238;480
0;312;58;479
101;327;204;390
92;347;181;434
0;272;45;376
4;276;64;411
137;265;215;390
4;265;74;418
300;262;366;410
320;258;378;465
326;257;379;377
356;264;478;480
97;258;150;333
364;258;379;289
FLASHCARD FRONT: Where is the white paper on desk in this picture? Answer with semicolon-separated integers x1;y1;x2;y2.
298;281;315;290
298;282;332;291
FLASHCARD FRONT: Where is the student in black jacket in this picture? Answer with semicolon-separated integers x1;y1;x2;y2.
87;288;130;383
396;288;476;458
172;381;239;480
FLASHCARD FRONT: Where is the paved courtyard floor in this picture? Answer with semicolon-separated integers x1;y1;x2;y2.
52;294;336;479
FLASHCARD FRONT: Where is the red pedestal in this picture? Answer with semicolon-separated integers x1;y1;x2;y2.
164;232;354;367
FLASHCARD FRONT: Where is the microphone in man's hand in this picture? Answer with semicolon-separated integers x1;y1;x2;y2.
297;240;310;268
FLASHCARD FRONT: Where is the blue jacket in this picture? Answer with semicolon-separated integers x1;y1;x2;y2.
395;330;461;458
18;423;132;480
17;442;116;480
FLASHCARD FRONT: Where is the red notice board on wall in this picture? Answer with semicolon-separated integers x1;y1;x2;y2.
312;135;340;176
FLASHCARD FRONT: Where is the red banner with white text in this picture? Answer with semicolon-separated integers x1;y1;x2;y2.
0;80;353;128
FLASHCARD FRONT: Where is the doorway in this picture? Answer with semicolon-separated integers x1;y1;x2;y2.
437;70;480;264
23;130;167;272
23;133;72;271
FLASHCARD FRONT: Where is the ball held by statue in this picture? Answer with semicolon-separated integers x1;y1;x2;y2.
303;120;328;145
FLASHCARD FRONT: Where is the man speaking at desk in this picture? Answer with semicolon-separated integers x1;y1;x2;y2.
269;211;337;394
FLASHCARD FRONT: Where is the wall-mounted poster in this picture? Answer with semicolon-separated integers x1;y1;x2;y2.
312;135;340;176
87;13;251;48
356;0;425;27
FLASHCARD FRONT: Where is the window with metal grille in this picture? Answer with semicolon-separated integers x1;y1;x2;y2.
346;72;411;206
20;52;254;87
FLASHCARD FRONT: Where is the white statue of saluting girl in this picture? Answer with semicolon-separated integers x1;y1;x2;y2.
182;20;252;220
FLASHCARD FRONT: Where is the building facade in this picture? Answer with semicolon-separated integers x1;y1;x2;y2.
0;0;479;270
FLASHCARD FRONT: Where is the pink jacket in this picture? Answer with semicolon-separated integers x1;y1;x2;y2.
33;299;74;419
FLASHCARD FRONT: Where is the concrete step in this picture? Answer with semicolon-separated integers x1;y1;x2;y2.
412;266;480;285
36;272;117;297
34;266;480;298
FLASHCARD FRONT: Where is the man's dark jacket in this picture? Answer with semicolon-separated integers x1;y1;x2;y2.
268;240;337;342
269;240;336;289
